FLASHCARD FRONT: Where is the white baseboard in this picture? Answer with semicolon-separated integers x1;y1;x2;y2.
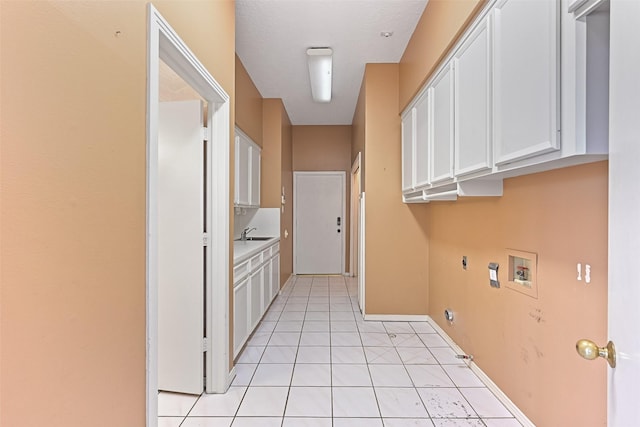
363;314;430;322
225;366;236;392
425;316;535;427
280;273;295;291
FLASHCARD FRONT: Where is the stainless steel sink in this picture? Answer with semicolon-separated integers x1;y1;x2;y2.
235;236;274;241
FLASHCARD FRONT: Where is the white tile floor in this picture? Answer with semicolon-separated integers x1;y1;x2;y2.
159;275;523;427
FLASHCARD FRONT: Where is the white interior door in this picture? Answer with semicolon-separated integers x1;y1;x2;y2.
608;2;640;424
158;100;204;394
294;172;345;274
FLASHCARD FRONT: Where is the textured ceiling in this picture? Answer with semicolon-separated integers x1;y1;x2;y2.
236;0;428;125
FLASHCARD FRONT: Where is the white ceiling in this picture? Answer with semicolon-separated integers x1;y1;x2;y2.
236;0;428;125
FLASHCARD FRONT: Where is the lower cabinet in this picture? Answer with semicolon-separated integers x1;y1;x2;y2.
249;270;262;330
271;253;280;303
233;278;249;357
262;262;271;314
233;240;281;358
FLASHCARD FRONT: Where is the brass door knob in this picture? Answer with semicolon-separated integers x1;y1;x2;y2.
576;339;616;368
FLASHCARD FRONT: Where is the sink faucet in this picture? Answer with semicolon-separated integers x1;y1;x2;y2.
241;227;257;241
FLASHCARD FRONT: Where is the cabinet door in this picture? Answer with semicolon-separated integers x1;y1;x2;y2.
414;91;430;188
249;145;261;207
249;269;262;329
454;16;492;176
271;253;280;301
430;64;455;184
233;278;249;357
262;261;271;313
493;0;559;165
401;109;415;192
236;135;251;206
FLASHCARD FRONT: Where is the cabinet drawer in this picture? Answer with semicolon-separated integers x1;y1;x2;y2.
249;253;262;270
271;242;280;254
233;259;250;283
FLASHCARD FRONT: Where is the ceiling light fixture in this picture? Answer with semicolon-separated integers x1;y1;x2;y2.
380;31;394;38
306;47;333;103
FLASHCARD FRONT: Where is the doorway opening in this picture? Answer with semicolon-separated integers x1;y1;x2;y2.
147;5;231;426
349;153;365;313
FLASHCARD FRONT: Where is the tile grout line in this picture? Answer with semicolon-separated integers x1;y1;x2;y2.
195;275;521;427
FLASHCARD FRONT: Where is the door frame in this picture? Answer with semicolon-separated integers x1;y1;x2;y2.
349;153;361;277
293;171;346;275
359;192;366;315
147;5;231;426
608;1;639;424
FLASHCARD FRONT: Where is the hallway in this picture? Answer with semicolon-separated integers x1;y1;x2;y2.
159;276;522;427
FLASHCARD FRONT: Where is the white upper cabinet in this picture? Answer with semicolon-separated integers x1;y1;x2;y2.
492;0;560;165
454;15;492;177
414;91;430;189
235;135;250;206
250;144;261;207
401;110;415;192
429;63;455;184
234;127;261;208
400;0;608;203
401;91;431;194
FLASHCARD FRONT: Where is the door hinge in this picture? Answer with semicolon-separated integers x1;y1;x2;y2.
203;337;209;352
203;126;209;142
203;233;209;246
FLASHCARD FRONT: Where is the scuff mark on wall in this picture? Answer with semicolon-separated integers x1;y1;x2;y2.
528;308;546;324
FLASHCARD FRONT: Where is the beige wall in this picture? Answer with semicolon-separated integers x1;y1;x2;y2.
360;64;431;314
292;126;353;270
0;1;235;426
293;126;353;172
399;0;485;110
351;79;366;186
280;106;294;286
398;1;608;425
262;99;294;286
235;55;263;146
262;100;282;208
429;163;608;426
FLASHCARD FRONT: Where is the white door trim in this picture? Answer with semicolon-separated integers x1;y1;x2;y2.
147;5;230;426
359;192;366;315
293;171;347;275
608;1;640;424
349;153;361;277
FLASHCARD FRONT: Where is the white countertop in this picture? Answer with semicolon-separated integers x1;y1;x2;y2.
233;237;280;264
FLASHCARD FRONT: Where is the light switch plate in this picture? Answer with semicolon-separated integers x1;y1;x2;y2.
488;262;500;288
